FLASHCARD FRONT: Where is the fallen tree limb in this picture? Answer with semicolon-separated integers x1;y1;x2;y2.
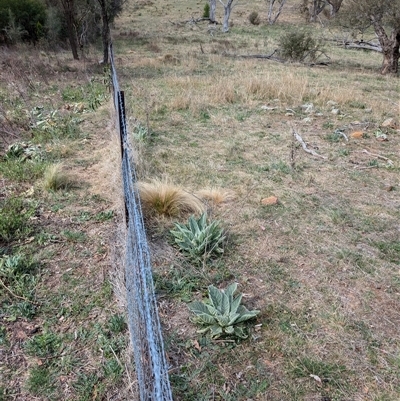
222;49;279;60
292;129;327;159
170;16;219;25
344;42;382;52
361;149;393;165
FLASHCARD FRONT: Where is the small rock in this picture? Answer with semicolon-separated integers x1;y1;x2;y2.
381;118;397;129
261;196;279;206
285;112;294;116
331;108;340;115
302;103;314;113
350;131;364;139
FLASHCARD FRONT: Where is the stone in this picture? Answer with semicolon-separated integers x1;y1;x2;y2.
261;196;279;206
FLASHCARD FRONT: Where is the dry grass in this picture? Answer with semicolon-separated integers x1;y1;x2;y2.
42;163;73;191
136;179;205;217
195;187;236;205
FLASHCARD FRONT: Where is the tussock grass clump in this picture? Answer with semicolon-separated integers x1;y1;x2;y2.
42;163;72;191
136;179;205;217
196;188;235;205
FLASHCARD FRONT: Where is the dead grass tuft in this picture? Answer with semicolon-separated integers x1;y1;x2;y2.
195;188;236;205
42;163;73;191
136;179;205;217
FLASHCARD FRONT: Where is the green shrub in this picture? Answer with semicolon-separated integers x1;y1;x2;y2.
170;213;225;264
0;0;46;44
203;3;210;18
188;283;260;339
278;30;322;62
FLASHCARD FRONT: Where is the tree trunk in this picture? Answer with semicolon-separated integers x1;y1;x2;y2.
61;0;79;60
98;0;110;64
326;0;343;18
309;0;326;22
381;31;400;75
221;0;234;32
267;0;287;25
371;18;400;74
209;0;216;23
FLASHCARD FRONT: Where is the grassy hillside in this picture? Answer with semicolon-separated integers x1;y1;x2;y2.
112;1;399;400
1;0;399;400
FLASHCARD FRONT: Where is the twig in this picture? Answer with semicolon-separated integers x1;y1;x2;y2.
354;165;378;170
0;277;39;305
361;149;393;164
292;129;326;159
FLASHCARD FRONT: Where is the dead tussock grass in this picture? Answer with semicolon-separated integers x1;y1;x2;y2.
195;187;236;205
42;163;73;191
136;179;205;217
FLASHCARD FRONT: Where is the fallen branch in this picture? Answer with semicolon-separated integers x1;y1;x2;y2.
171;16;218;25
292;129;326;159
344;41;382;53
361;149;393;165
223;50;279;60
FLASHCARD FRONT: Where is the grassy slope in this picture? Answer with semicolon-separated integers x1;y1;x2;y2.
0;50;134;399
113;0;400;400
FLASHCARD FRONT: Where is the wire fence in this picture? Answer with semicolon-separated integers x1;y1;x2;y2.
109;44;174;401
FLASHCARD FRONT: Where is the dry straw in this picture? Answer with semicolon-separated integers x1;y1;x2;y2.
136;179;205;217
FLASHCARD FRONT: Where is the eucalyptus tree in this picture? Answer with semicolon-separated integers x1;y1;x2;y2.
219;0;234;32
49;0;123;62
341;0;400;74
267;0;287;25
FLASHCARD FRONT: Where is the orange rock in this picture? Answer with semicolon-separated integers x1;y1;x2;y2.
261;196;279;205
350;131;364;139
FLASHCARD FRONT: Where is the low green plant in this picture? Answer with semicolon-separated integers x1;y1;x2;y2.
0;197;36;243
188;283;260;339
0;254;39;319
5;141;44;161
170;213;225;264
24;331;62;358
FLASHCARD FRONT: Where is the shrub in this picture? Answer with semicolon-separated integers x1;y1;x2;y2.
203;3;210;18
248;11;260;25
188;283;260;339
0;0;46;44
278;30;322;62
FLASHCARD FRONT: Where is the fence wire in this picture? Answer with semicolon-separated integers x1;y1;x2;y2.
109;45;174;401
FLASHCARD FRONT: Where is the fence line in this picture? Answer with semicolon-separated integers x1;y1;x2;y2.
109;44;174;401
